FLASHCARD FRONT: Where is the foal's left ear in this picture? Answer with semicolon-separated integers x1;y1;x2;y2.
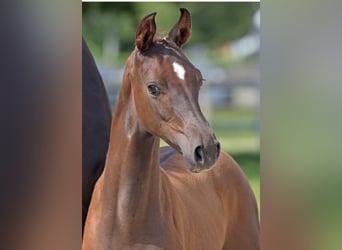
136;12;157;52
168;8;192;47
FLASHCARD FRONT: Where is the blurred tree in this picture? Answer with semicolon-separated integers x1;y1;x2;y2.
82;2;259;64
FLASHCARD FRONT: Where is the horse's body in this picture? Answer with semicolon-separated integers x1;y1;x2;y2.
83;9;259;249
82;37;112;231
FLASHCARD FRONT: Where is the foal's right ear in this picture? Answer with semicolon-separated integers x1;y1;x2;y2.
136;12;157;52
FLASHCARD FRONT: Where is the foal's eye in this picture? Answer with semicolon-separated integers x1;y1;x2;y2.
147;84;161;97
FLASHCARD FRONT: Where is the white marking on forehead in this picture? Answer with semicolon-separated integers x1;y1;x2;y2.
172;62;186;80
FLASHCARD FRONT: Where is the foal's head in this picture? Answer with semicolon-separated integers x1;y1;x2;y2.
130;8;220;172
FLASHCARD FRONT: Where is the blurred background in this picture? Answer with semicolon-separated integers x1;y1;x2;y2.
82;2;260;209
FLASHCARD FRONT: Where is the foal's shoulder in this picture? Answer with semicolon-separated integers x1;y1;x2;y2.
208;151;258;219
210;151;252;191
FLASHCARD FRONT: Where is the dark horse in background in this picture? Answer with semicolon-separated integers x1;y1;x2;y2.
82;37;112;232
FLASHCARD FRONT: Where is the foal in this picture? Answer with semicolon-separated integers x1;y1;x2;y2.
83;8;259;250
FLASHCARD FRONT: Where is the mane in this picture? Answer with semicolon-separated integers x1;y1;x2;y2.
134;33;202;79
132;33;194;72
135;34;187;61
153;34;178;50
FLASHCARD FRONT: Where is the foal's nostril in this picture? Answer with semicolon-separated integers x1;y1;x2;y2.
194;145;204;164
215;142;221;159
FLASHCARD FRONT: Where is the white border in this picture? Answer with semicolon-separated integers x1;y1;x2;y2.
82;1;260;2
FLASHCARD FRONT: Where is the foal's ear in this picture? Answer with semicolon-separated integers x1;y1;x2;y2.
168;8;191;47
136;12;157;52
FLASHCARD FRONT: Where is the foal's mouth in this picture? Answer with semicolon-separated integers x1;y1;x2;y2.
161;132;220;173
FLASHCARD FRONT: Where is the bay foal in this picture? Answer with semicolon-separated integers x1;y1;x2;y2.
83;9;259;250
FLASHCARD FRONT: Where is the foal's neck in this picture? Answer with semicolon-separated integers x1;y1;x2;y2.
101;62;162;233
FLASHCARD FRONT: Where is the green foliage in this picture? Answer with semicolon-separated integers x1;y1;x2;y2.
181;2;258;46
82;2;259;62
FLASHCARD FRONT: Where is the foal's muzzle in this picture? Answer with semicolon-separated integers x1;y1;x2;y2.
190;140;220;172
194;141;220;166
